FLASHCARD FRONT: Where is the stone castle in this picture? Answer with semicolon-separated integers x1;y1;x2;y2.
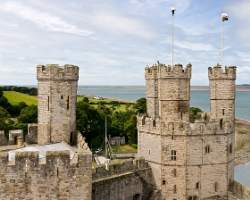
0;63;248;200
138;63;236;200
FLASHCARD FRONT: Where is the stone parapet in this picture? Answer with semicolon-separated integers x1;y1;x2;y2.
145;63;192;80
37;64;79;81
1;150;91;167
208;65;236;80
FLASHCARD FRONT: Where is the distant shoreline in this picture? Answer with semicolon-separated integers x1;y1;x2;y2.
191;86;250;92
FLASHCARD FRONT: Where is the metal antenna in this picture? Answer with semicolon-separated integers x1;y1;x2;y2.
221;13;229;66
171;7;176;66
105;115;108;157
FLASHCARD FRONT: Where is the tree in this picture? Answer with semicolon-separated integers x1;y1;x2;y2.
18;105;37;123
76;100;104;149
134;97;146;114
189;107;202;123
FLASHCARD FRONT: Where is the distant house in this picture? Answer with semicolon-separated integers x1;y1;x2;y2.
109;136;126;145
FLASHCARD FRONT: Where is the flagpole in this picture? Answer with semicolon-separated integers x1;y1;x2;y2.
171;7;176;66
221;13;229;66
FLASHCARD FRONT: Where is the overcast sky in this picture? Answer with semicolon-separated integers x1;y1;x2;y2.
0;0;249;85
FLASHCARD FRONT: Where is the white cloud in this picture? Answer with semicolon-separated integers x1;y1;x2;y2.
130;0;191;13
91;12;155;39
227;0;250;43
0;1;93;37
174;40;216;51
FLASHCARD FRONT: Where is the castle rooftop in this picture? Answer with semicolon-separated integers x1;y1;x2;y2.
8;142;77;162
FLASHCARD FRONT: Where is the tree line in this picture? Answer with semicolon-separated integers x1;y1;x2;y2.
0;86;37;96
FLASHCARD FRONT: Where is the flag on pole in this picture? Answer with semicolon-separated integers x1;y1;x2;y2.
171;7;176;16
221;13;229;22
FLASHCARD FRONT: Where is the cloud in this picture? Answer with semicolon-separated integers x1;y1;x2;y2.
130;0;191;13
91;12;155;39
226;0;250;44
0;1;93;37
175;40;216;51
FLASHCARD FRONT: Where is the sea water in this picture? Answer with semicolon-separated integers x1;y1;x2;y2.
78;86;250;120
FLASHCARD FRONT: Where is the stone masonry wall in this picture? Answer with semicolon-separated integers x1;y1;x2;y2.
92;158;155;200
0;150;92;200
37;64;79;145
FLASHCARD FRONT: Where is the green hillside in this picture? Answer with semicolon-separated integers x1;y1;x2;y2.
3;91;37;106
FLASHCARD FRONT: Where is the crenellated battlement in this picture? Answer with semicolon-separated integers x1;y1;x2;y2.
1;150;91;168
208;64;236;80
145;63;192;80
190;113;234;135
37;64;79;81
145;65;158;80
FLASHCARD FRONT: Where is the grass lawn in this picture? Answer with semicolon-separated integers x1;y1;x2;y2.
112;144;137;153
3;91;37;106
3;92;133;112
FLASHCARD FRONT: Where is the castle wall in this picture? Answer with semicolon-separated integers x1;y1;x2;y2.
0;150;92;200
37;64;79;145
92;159;155;200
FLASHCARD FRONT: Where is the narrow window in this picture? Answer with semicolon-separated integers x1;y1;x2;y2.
180;112;183;120
214;182;218;192
148;149;150;155
56;167;59;177
172;168;177;177
61;95;63;99
205;145;210;154
222;109;225;115
47;96;50;111
173;185;177;193
196;182;200;189
171;150;177;161
162;180;166;185
220;119;223;129
153;120;156;127
229;143;233;154
70;132;74;145
67;96;70;110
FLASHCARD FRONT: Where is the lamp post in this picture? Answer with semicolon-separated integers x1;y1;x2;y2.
221;13;229;66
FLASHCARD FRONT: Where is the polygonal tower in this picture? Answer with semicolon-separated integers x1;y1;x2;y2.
138;63;236;200
208;64;237;196
37;64;79;145
209;65;236;122
138;63;192;200
145;64;159;118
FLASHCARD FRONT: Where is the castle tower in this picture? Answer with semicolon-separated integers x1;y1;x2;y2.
158;63;192;122
209;65;236;121
138;63;236;200
208;65;237;198
37;64;79;145
145;65;159;118
138;63;192;200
